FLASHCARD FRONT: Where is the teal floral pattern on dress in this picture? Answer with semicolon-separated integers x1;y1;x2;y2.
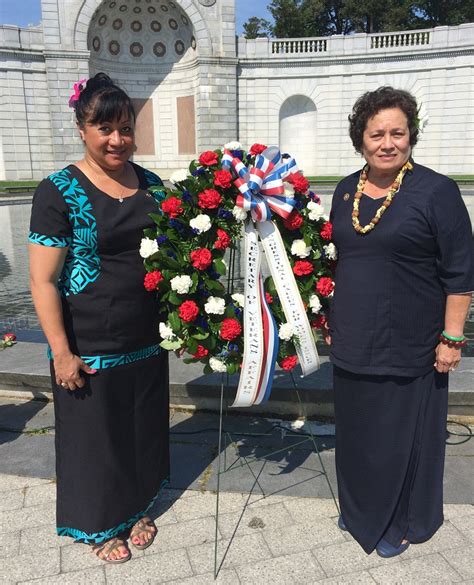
47;343;161;369
28;232;71;248
57;479;169;544
144;168;166;203
48;169;100;296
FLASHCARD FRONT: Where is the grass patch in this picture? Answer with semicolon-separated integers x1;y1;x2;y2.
448;175;474;181
307;176;343;182
0;181;39;189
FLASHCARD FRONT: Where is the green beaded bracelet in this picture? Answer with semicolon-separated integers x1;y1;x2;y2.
441;330;465;342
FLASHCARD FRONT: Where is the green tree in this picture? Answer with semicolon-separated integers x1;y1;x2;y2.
345;0;414;33
243;16;272;38
268;0;307;38
242;0;474;38
412;0;474;27
302;0;354;35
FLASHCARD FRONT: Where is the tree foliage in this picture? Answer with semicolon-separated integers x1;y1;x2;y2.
243;16;273;38
242;0;474;38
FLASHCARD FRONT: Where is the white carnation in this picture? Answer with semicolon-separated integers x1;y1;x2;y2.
279;323;295;341
224;141;242;150
307;201;325;221
323;243;338;260
209;357;227;373
159;322;174;340
309;294;322;314
139;237;159;258
232;206;247;221
204;296;226;315
291;239;311;258
190;214;211;234
169;169;188;184
232;293;245;307
170;275;192;295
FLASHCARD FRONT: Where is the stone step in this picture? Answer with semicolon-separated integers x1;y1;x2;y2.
1;342;473;417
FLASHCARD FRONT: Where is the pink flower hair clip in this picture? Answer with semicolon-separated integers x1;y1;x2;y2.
68;79;87;109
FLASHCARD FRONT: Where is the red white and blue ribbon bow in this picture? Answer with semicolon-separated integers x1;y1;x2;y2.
222;146;299;222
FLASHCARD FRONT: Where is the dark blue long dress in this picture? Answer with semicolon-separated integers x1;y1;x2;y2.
329;161;473;553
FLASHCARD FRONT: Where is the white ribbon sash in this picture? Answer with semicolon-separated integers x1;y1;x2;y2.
257;220;320;376
232;220;320;407
232;222;264;407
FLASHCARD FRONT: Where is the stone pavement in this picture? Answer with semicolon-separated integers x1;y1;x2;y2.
1;398;473;584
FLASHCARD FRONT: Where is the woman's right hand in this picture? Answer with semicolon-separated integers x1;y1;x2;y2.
54;351;97;391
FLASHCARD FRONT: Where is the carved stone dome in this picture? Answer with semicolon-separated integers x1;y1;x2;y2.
88;0;196;65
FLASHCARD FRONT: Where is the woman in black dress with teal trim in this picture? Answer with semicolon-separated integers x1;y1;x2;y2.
29;74;169;563
329;87;473;558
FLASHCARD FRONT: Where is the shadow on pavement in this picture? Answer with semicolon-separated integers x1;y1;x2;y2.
0;398;49;446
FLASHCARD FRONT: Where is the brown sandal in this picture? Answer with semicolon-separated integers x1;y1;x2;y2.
130;516;157;550
92;537;131;564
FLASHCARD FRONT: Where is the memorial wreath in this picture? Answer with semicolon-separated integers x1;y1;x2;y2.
140;142;336;406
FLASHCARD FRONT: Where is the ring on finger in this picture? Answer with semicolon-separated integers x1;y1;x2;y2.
61;382;68;388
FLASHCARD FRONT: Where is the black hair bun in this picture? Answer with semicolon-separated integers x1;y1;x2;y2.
84;73;114;93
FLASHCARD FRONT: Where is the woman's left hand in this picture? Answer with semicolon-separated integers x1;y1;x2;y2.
434;343;461;373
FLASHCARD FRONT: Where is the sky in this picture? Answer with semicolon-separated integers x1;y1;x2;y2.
0;0;272;33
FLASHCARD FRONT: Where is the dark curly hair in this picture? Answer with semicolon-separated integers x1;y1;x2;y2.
74;73;135;128
349;87;419;154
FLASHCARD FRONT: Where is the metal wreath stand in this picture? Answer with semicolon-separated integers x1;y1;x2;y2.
213;245;339;579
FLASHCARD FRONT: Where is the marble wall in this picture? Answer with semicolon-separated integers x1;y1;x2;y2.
0;1;472;180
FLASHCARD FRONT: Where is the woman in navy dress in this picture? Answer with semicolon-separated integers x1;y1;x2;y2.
29;74;169;563
329;87;473;557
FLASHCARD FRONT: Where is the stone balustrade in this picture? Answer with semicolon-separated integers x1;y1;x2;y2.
0;25;44;51
239;22;474;58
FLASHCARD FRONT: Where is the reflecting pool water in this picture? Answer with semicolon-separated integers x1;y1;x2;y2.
0;201;473;355
0;201;40;336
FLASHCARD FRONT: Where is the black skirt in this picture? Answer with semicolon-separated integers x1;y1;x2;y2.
334;366;448;554
52;352;170;544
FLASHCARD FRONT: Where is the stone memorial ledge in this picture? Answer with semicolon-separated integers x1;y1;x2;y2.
1;342;473;418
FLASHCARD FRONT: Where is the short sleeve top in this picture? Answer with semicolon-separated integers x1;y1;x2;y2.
329;162;474;376
29;162;165;359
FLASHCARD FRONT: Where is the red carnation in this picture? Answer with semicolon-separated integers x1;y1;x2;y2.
281;355;298;371
2;333;16;343
144;270;163;291
265;292;273;304
316;277;334;297
320;221;333;240
178;300;199;323
161;197;183;218
311;315;327;329
283;210;304;231
214;228;231;250
193;345;209;359
249;143;267;156
198;188;223;209
190;248;212;270
220;318;242;341
290;173;309;194
293;260;314;276
213;170;233;189
199;150;219;166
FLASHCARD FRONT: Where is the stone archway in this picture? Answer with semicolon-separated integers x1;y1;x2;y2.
279;95;318;175
73;0;213;55
83;0;204;168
